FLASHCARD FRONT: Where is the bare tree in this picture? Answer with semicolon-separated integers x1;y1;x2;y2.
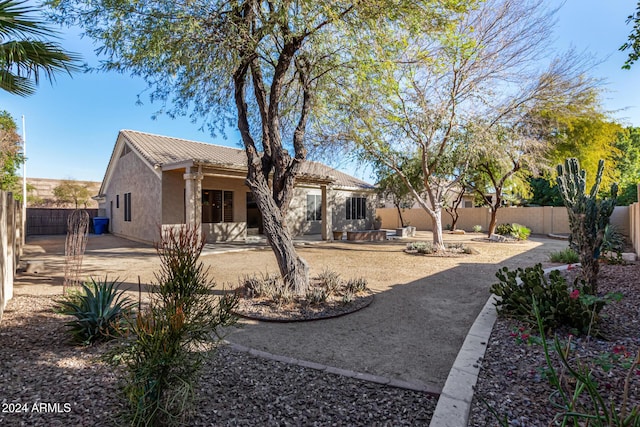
329;0;598;251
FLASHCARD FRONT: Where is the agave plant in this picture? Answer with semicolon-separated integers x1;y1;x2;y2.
55;277;134;345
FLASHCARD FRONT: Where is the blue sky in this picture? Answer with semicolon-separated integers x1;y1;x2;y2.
4;0;640;183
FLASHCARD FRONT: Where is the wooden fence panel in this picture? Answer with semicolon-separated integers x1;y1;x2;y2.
1;191;21;322
26;208;99;235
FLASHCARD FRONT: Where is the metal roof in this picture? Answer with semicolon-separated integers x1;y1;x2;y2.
119;130;374;190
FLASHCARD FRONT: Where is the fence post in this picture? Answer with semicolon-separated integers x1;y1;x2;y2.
6;193;15;305
0;191;7;321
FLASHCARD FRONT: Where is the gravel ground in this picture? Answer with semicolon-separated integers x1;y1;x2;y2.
470;262;640;426
0;296;436;426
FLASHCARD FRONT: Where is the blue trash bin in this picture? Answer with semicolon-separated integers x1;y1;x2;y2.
93;217;109;235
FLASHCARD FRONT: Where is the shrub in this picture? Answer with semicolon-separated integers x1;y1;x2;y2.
306;287;329;305
344;277;368;294
495;223;512;236
315;267;341;295
242;272;282;299
341;291;354;304
406;241;434;254
602;223;626;255
55;277;134;345
490;264;601;334
473;224;482;233
496;223;531;240
548;248;580;264
511;223;531;240
531;298;640;426
108;226;238;426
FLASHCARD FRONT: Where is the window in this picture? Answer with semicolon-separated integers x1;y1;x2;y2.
306;194;322;221
346;196;367;220
116;194;119;209
202;190;233;223
124;192;131;222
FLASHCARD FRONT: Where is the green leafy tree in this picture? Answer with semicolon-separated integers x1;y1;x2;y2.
0;110;23;192
48;0;467;293
527;176;563;206
1;0;80;96
544;114;622;192
613;126;640;205
326;0;597;251
621;2;640;69
53;179;91;208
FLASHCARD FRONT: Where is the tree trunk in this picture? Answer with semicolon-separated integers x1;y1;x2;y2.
430;208;446;251
247;176;309;295
487;206;498;237
395;203;406;228
447;209;459;231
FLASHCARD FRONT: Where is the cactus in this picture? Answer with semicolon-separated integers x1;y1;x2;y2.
556;158;618;294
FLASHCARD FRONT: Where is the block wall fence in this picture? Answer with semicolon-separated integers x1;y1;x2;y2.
378;194;640;259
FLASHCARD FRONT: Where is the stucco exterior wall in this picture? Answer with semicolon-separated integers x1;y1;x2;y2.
285;186;376;236
331;189;376;232
102;144;162;244
287;186;322;236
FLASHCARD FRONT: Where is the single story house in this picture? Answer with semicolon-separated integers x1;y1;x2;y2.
94;130;377;244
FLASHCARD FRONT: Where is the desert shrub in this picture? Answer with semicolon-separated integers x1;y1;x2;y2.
495;223;512;236
511;223;531;240
496;223;531;240
306;287;329;305
473;224;482;233
108;226;238;426
242;272;282;299
531;298;640;426
55;277;134;345
341;291;354;304
491;264;602;334
315;267;341;295
462;246;475;254
270;285;294;306
406;241;434;254
344;277;368;294
446;242;475;254
548;248;580;264
601;223;626;255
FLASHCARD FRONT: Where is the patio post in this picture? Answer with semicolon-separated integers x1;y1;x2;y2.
321;184;333;241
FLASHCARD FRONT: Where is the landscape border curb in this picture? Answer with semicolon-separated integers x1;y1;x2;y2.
429;264;576;427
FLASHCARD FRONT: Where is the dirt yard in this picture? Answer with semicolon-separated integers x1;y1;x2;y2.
13;232;568;392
